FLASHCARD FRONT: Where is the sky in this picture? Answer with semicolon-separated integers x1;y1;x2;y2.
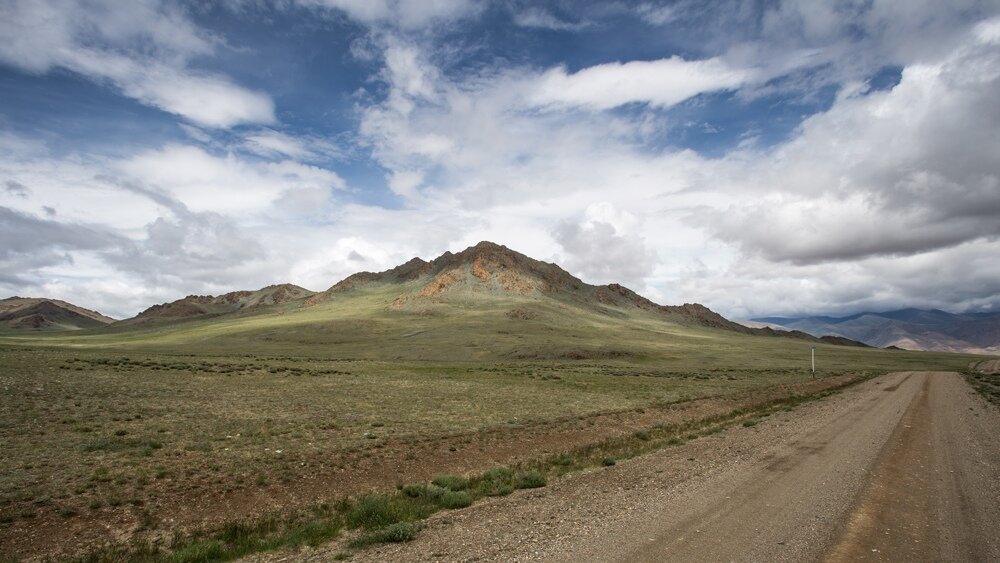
1;0;999;320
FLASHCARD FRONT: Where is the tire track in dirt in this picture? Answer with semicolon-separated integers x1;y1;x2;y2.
826;372;1000;562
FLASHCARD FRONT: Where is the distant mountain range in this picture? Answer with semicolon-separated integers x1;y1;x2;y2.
0;297;115;331
1;241;868;349
750;309;1000;353
122;284;315;325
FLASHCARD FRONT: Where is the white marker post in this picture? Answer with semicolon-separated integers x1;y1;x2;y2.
811;345;816;377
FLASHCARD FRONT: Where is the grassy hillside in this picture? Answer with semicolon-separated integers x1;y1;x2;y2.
0;279;978;371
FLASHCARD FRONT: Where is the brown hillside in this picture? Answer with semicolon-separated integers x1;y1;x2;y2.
0;297;114;331
127;284;315;324
304;242;864;346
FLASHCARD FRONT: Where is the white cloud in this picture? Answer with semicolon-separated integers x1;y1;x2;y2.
695;22;1000;264
344;13;1000;317
553;203;658;287
513;8;590;31
388;170;425;198
243;130;314;159
529;56;755;110
636;3;678;26
239;129;345;161
116;145;344;215
0;136;351;315
295;0;481;29
2;2;999;322
0;0;275;128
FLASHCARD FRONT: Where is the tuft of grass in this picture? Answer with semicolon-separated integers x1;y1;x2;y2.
348;522;420;548
483;465;513;481
552;454;574;466
475;465;516;497
283;518;341;548
347;495;415;530
601;457;616;466
169;540;225;563
962;366;1000;406
399;483;447;502
437;490;472;509
430;474;468;491
515;470;546;489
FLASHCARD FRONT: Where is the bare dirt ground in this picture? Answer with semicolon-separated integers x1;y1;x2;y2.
291;372;999;562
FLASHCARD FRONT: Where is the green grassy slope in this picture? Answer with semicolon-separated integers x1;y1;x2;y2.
2;241;982;373
0;280;981;373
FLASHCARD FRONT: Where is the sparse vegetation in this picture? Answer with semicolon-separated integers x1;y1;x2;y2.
348;521;420;548
437;490;473;509
962;364;1000;406
347;495;419;530
0;286;983;561
516;471;547;489
431;474;468;491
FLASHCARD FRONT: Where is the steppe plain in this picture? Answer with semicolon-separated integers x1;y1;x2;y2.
1;243;996;561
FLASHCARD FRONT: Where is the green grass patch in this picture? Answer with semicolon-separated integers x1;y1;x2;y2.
437;490;472;509
430;474;468;491
515;471;547;489
962;365;1000;406
347;522;420;548
347;495;419;530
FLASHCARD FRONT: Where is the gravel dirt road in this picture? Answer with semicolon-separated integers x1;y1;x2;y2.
326;372;998;562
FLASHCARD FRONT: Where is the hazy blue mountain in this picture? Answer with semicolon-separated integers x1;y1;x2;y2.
752;309;1000;353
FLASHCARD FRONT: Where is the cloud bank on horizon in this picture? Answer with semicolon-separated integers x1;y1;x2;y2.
0;0;998;319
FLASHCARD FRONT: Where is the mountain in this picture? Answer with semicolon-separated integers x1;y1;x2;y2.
123;284;315;324
305;241;587;307
304;241;854;345
753;309;1000;353
5;243;870;353
0;297;115;331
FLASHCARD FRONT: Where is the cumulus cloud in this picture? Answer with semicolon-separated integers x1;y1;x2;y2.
553;203;658;287
346;10;1000;317
2;1;998;321
666;239;1000;319
0;0;275;128
694;21;1000;264
0;134;352;315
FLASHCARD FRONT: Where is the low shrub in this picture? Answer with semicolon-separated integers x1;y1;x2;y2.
515;471;546;489
347;495;413;530
431;474;468;491
437;490;472;509
348;522;420;548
